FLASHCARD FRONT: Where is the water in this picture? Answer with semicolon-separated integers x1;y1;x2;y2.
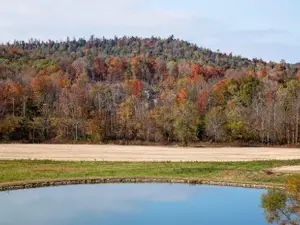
0;184;268;225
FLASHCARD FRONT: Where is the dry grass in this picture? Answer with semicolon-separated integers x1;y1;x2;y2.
1;144;300;162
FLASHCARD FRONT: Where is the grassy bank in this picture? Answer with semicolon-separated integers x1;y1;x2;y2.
0;160;300;187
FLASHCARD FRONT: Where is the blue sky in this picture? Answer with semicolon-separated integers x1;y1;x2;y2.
1;0;300;62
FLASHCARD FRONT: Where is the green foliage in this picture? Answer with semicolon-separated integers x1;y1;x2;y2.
173;100;198;146
261;178;300;225
227;120;245;139
261;189;287;223
234;76;261;106
196;118;206;140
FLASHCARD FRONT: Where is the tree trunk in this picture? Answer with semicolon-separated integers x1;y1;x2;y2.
12;98;15;118
261;118;265;143
273;103;276;143
75;123;78;141
287;124;290;144
23;100;26;117
296;103;299;144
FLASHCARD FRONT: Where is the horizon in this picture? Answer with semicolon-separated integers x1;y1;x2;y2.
1;0;300;63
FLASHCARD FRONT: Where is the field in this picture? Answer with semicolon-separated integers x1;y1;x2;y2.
1;144;300;188
1;144;300;162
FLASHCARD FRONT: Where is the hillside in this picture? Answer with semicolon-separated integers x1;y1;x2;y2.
0;36;300;145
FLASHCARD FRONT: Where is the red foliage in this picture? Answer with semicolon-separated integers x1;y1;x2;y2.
0;83;5;104
257;68;267;78
94;57;107;77
191;64;205;78
265;88;276;105
190;64;223;81
196;90;208;115
85;43;91;49
132;79;143;96
108;57;127;74
206;66;221;80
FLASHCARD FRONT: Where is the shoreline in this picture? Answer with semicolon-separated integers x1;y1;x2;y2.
0;177;283;192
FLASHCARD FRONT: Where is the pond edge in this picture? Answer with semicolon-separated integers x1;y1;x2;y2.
0;178;283;191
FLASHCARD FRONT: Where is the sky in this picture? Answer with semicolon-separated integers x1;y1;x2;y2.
1;0;300;63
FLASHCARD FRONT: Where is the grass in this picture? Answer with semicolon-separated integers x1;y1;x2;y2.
0;160;300;186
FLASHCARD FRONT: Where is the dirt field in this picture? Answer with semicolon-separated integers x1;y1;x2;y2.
272;166;300;173
1;144;300;162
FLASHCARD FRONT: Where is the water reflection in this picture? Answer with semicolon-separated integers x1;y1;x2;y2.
0;184;268;225
261;178;300;225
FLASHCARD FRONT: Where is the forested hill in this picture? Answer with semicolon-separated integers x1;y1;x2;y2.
1;36;300;145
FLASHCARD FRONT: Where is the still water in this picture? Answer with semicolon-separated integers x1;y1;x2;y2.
0;184;268;225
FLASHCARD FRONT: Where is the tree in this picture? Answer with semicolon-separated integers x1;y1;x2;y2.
117;97;137;141
261;177;300;225
58;85;87;141
0;115;22;141
205;106;227;142
196;90;208;115
173;100;198;146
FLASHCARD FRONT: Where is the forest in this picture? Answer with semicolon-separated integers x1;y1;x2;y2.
1;35;300;145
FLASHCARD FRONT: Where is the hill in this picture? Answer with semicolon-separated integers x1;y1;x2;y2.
0;36;300;145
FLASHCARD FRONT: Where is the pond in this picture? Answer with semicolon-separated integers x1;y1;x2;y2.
0;184;268;225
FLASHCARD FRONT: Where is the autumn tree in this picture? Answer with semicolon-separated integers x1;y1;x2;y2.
173;100;198;146
205;106;227;142
261;177;300;225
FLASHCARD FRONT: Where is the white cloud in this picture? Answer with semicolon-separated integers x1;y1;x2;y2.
0;0;300;62
0;0;194;41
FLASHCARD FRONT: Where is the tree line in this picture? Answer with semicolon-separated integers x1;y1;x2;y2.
1;36;300;145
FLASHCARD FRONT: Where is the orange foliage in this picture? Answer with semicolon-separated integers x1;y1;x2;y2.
177;88;188;103
30;75;53;98
247;69;256;77
108;57;127;74
213;79;231;104
6;79;22;96
45;65;58;75
257;68;267;78
7;47;23;55
38;69;46;76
